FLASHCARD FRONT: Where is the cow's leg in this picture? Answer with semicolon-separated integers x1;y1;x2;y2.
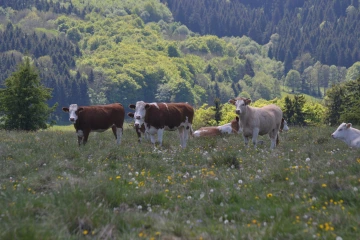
150;134;156;146
183;126;191;147
116;127;122;144
252;128;260;148
244;135;249;147
178;127;185;148
269;130;277;149
82;130;90;145
77;130;84;146
157;128;164;147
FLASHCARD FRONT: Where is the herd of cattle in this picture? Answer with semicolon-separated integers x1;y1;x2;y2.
62;97;360;149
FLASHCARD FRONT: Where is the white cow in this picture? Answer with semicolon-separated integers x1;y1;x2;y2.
331;123;360;148
280;118;289;132
229;97;283;149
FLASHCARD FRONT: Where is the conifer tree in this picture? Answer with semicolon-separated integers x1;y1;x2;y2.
0;57;57;130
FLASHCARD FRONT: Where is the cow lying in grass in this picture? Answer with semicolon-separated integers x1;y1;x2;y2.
331;123;360;148
228;97;283;149
62;103;125;146
193;117;242;137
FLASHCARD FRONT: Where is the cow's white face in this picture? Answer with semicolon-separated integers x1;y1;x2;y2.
62;104;82;123
129;101;147;127
332;123;351;140
282;119;289;131
234;99;248;115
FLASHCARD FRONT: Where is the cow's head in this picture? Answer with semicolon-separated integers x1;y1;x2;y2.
280;118;289;132
331;122;352;140
228;97;251;115
128;101;147;128
231;116;242;133
62;104;84;123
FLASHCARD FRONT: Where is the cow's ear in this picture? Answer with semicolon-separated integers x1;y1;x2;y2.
77;107;84;113
245;98;252;105
228;99;236;105
128;112;134;118
145;104;150;109
62;107;69;112
129;104;136;110
346;123;352;128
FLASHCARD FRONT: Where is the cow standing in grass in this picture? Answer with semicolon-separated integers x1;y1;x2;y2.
228;97;283;149
193;117;242;137
331;123;360;148
129;101;194;148
62;103;125;146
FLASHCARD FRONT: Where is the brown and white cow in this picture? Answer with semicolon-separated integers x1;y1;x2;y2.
62;103;125;145
127;112;149;143
129;101;194;148
229;97;283;149
193;117;242;137
331;123;360;148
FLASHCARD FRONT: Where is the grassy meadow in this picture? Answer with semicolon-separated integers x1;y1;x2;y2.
0;124;360;240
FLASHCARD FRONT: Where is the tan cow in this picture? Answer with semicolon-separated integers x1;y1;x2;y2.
129;101;194;148
193;117;242;137
62;103;125;145
228;97;283;149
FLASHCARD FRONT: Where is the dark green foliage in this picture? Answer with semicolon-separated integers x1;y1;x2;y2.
0;23;90;123
0;58;57;130
326;77;360;125
340;78;360;124
324;84;345;126
283;95;306;125
163;0;360;68
167;45;181;58
214;98;221;124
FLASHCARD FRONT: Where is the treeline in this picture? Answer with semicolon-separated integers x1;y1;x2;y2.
162;0;360;69
0;23;89;121
0;0;93;18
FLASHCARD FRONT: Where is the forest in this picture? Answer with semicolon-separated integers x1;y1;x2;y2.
0;0;360;123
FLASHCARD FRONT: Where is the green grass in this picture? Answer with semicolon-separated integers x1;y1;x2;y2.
0;126;359;239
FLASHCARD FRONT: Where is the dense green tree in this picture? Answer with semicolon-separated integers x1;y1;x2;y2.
340;77;360;124
324;83;345;126
214;98;222;124
0;58;57;130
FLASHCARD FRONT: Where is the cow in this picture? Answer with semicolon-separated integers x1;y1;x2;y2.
331;123;360;148
127;112;150;143
280;118;289;132
128;101;194;148
228;97;283;149
193;117;242;137
62;103;125;146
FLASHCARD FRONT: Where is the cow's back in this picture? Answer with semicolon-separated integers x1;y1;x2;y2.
76;103;124;130
145;103;194;129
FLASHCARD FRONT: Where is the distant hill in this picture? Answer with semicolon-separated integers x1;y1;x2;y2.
162;0;360;69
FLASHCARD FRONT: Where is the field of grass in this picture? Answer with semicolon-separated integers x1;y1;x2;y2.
0;125;359;239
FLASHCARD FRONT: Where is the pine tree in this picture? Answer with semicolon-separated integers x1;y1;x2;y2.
214;97;222;124
0;57;57;130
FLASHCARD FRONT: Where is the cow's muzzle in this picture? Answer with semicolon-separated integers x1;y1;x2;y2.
70;118;75;122
235;110;241;115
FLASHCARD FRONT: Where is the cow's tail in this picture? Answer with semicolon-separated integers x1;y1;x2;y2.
276;133;280;146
